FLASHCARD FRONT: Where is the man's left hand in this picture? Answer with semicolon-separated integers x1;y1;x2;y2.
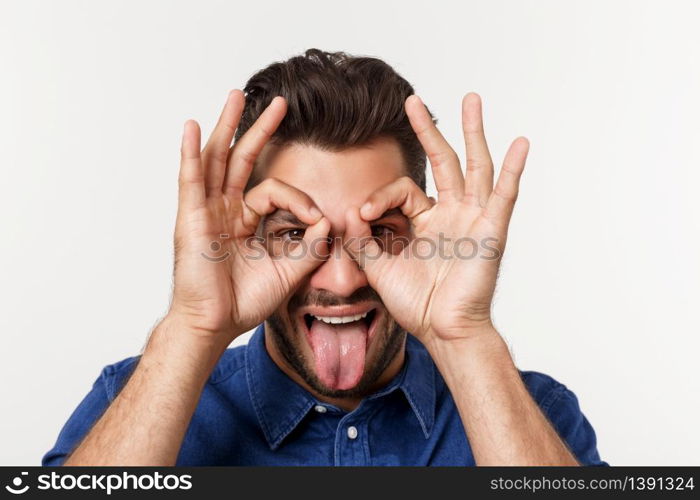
345;93;529;346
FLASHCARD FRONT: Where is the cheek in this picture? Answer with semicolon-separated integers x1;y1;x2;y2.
270;308;314;354
367;313;393;352
278;286;312;338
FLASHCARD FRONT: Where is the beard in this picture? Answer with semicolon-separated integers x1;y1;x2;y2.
265;286;406;399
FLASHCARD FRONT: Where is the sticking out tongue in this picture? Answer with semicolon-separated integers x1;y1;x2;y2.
307;318;368;391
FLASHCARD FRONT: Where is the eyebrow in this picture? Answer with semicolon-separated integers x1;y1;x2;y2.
261;209;305;229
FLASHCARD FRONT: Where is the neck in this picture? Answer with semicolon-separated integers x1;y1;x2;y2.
263;324;406;412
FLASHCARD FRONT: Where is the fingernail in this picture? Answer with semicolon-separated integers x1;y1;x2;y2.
360;202;372;215
309;206;322;219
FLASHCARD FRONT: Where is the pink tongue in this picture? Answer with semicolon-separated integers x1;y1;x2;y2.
308;319;368;391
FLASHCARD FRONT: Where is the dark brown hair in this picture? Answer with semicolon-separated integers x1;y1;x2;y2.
235;48;436;191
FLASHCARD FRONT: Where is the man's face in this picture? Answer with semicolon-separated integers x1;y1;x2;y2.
259;136;411;398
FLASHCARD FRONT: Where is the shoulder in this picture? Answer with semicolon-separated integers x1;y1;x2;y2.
209;343;247;384
519;370;574;414
521;371;607;464
97;343;248;399
405;337;578;409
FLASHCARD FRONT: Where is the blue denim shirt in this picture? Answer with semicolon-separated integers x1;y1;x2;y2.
43;325;606;465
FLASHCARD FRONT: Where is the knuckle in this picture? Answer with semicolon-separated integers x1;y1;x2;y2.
258;123;274;139
204;146;230;165
467;158;491;171
398;176;417;190
178;172;202;186
398;175;412;185
233;146;257;166
428;148;458;166
260;177;282;191
492;184;516;201
219;118;236;135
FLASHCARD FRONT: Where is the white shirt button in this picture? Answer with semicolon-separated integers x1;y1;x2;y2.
347;426;358;440
314;405;327;414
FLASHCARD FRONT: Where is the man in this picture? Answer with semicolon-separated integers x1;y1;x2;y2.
43;48;605;466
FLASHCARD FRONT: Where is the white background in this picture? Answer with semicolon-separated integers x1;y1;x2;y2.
1;0;698;465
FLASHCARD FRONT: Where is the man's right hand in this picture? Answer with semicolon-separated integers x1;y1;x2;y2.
64;91;328;466
168;90;330;348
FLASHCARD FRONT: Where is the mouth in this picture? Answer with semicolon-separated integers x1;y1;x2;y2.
298;304;380;391
303;308;377;332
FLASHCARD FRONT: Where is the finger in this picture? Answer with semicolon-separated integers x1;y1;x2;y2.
202;89;245;195
223;96;287;197
462;93;495;206
484;137;529;227
241;178;322;231
178;120;205;211
276;216;331;287
405;95;464;201
343;207;387;277
359;176;433;221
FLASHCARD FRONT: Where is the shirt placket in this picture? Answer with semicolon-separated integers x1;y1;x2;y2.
333;408;370;466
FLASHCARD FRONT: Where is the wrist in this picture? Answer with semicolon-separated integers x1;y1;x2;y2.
426;330;517;397
161;308;243;346
424;323;512;371
143;314;231;382
425;318;500;347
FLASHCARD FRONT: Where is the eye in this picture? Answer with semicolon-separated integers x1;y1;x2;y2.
280;228;305;242
371;225;393;238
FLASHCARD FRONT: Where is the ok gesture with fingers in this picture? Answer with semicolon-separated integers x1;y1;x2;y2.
345;93;529;344
172;91;330;347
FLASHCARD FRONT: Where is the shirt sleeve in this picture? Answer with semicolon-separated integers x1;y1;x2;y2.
41;357;138;466
522;371;608;466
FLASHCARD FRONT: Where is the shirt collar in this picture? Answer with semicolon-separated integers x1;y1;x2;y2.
245;323;436;450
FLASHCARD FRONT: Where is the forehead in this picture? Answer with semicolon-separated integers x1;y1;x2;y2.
259;137;407;229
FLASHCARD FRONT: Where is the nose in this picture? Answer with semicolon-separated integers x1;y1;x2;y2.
308;238;369;298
